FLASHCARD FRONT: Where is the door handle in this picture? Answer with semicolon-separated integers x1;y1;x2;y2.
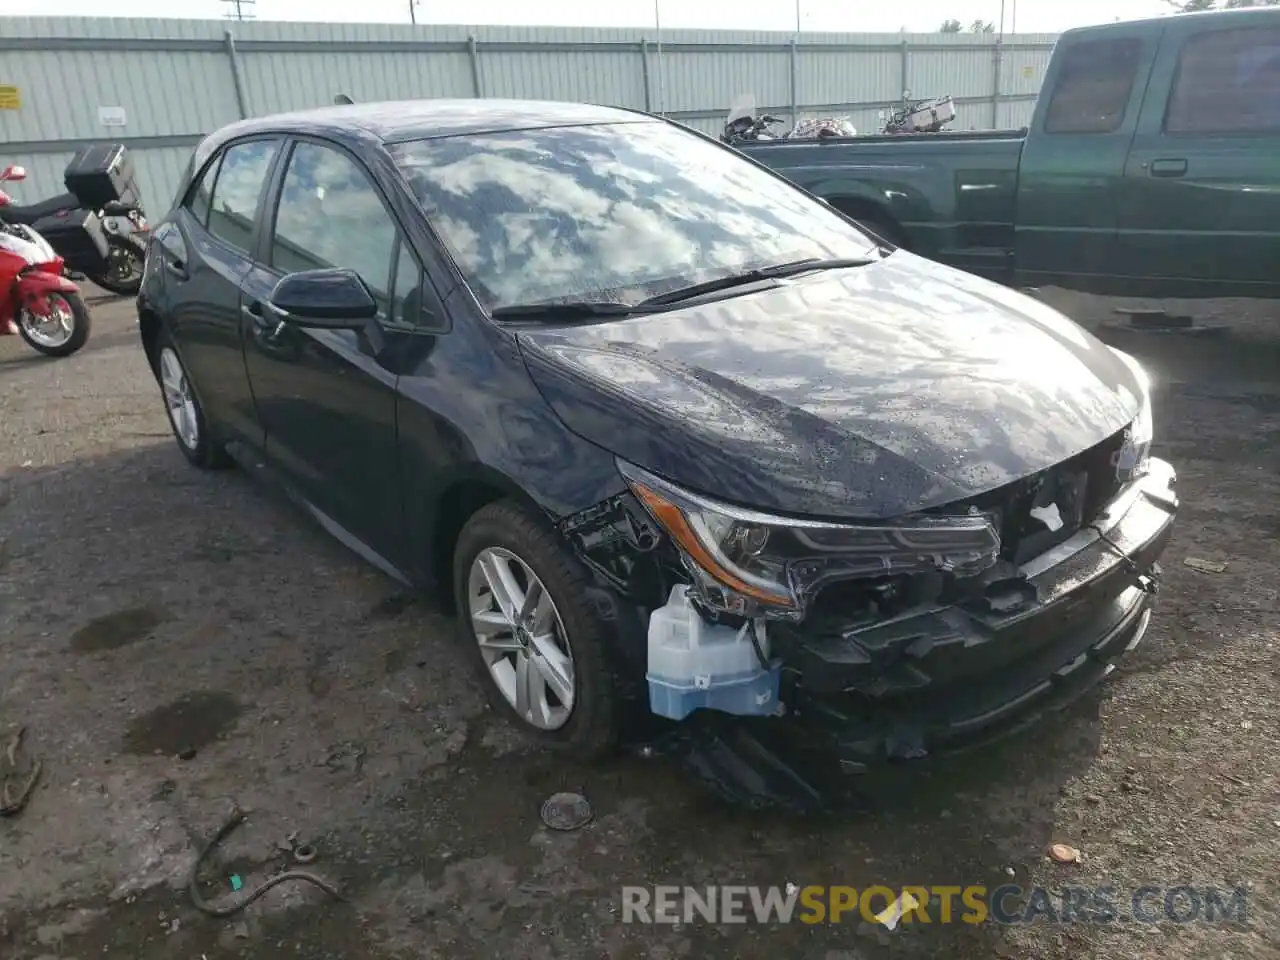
1148;158;1187;178
242;301;286;338
162;256;188;280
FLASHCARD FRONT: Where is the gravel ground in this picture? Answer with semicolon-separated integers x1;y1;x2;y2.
0;288;1276;960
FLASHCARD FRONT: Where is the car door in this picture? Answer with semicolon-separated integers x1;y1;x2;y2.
1014;29;1158;292
160;137;282;446
240;137;408;567
1116;16;1280;299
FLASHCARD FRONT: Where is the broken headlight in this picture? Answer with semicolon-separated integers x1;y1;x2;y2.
1110;348;1153;483
618;460;1002;621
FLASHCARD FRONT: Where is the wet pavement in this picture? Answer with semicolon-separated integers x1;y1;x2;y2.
0;289;1276;959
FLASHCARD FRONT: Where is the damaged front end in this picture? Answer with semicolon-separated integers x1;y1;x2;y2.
556;370;1176;808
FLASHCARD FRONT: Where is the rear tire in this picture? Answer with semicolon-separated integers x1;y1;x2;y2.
16;291;90;358
155;328;232;470
90;234;145;297
452;500;620;761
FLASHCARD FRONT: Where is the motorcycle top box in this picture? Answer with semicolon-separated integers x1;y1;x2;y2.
31;208;109;274
64;143;135;209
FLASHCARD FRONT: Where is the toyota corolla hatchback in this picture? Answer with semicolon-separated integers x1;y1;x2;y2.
137;99;1177;777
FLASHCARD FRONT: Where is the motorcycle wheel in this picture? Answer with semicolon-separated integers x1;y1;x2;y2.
90;234;146;297
17;291;91;358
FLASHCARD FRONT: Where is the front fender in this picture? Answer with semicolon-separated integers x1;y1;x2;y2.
18;270;80;316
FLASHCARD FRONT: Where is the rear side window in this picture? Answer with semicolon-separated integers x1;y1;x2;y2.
207;139;280;254
186;156;220;228
1044;38;1142;134
1165;27;1280;134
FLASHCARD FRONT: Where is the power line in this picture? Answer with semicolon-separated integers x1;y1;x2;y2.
221;0;257;21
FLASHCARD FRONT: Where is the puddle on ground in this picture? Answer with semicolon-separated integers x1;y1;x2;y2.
70;607;164;652
121;691;242;756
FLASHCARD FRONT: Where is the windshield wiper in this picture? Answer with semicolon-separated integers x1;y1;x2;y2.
490;300;646;320
636;257;877;308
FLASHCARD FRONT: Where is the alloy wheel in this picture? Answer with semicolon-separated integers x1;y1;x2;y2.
467;546;576;730
18;295;75;349
158;346;199;450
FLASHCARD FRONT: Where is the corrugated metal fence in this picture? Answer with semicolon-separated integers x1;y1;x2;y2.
0;17;1058;216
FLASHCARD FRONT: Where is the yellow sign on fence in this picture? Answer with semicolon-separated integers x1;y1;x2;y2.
0;85;20;110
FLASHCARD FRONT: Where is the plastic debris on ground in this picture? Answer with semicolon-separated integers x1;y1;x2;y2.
1049;843;1082;864
540;792;593;831
1183;556;1227;573
873;889;922;931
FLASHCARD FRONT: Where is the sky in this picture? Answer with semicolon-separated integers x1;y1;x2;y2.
1;0;1175;35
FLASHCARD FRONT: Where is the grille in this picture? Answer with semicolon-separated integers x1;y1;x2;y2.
930;427;1129;567
1001;428;1128;565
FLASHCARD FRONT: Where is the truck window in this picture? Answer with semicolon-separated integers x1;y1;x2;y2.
1043;38;1142;134
1165;27;1280;134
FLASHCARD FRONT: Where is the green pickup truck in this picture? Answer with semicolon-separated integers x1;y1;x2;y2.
738;7;1280;300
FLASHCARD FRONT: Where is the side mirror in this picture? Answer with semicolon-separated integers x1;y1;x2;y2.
267;268;378;328
0;165;27;182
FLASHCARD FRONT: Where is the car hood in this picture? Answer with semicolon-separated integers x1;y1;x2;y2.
516;251;1144;520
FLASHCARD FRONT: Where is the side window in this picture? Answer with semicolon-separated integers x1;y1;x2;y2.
391;241;426;326
1165;27;1280;134
1043;38;1142;134
270;141;398;320
207;139;280;254
186;155;221;228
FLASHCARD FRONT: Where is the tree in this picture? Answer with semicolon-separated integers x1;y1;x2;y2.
970;19;996;32
1164;0;1279;10
939;18;962;31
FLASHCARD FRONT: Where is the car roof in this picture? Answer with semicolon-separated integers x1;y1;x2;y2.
177;98;660;212
205;98;651;149
183;98;654;195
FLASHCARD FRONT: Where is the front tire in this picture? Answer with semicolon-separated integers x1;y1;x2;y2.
17;291;90;358
155;329;232;470
453;500;620;761
90;234;146;297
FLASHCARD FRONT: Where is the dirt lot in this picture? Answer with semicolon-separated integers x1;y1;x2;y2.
0;288;1276;960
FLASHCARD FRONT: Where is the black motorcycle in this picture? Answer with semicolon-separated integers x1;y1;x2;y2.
0;143;148;297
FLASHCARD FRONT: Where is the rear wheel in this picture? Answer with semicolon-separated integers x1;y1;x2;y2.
453;500;620;761
91;234;146;297
16;291;90;358
155;329;232;469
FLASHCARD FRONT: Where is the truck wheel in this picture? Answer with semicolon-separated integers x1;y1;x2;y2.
453;500;621;761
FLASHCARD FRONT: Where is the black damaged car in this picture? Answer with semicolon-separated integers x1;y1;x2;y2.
137;99;1177;789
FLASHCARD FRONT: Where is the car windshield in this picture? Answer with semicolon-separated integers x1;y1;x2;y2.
389;120;879;312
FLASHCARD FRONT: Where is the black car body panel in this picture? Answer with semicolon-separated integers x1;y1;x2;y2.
518;251;1142;520
136;99;1176;791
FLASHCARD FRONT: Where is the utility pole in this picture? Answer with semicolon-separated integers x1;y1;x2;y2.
409;0;418;25
220;0;256;20
795;0;801;33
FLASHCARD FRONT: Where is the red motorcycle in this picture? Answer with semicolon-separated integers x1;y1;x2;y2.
0;165;91;358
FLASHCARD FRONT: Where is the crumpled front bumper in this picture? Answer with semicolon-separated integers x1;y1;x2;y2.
779;457;1178;771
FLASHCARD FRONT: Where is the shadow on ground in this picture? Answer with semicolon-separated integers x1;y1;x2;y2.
0;439;1109;959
